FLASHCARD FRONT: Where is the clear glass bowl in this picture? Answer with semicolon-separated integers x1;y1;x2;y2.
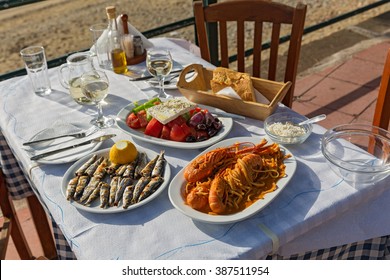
321;124;390;187
264;112;313;145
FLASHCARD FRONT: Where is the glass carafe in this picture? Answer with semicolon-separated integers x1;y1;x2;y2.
58;52;95;105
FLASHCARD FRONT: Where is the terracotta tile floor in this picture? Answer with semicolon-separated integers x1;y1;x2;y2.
2;38;389;260
293;40;390;130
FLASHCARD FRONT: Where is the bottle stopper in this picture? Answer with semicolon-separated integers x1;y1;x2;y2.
106;6;116;19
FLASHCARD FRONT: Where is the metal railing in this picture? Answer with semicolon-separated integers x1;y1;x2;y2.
0;0;45;10
0;0;388;81
0;17;197;81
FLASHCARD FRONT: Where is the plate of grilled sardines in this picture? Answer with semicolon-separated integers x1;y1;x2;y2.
61;147;170;213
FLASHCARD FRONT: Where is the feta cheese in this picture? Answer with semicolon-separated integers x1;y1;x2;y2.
147;98;197;124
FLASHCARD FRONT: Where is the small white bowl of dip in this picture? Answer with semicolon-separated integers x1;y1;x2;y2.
264;112;313;145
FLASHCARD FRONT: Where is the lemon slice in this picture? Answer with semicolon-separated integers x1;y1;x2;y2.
109;140;138;164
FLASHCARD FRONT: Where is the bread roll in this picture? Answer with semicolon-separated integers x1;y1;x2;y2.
210;67;256;102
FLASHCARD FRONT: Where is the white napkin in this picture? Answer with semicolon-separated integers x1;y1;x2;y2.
254;89;270;105
26;121;85;142
215;86;241;99
23;120;103;163
91;17;154;54
116;16;154;49
216;87;270;105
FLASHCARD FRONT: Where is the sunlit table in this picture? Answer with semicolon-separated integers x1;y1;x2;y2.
1;38;389;260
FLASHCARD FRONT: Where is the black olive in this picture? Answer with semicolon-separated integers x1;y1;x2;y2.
197;135;208;141
213;121;222;130
208;128;218;137
204;112;215;127
186;135;196;142
197;123;207;130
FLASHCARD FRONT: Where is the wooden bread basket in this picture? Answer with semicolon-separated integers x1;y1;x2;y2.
177;64;291;120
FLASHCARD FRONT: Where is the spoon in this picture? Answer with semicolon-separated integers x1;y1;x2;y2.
298;114;327;126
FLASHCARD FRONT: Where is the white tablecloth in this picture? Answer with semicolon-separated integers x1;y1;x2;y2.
1;38;389;260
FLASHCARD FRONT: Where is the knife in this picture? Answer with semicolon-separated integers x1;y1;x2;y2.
128;68;183;81
30;134;116;161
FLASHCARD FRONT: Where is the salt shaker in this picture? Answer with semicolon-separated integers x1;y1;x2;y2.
120;14;134;61
133;36;144;56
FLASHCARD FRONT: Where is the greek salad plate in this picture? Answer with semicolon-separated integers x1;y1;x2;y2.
116;99;233;149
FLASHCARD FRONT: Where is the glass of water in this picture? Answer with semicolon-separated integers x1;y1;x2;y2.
80;69;114;128
20;46;51;96
146;49;173;98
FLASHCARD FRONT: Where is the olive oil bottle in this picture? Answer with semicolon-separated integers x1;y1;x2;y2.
106;6;127;74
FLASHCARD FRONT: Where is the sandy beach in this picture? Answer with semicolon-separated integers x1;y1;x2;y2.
0;0;388;74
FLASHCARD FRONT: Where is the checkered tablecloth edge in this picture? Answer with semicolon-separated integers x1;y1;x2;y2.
267;235;390;260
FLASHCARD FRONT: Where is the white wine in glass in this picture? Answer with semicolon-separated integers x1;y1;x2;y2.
81;70;114;128
146;49;173;98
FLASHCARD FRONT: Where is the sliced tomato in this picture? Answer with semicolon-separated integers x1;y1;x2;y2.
126;112;141;129
189;107;202;117
161;125;171;140
167;115;187;128
136;110;148;128
144;118;163;138
170;123;188;142
180;123;192;137
180;123;195;142
188;126;197;138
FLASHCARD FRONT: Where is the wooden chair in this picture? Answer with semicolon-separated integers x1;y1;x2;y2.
0;169;57;260
0;217;11;260
193;0;307;107
372;48;390;130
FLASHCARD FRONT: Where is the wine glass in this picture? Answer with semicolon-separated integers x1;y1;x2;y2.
146;49;173;98
80;69;114;128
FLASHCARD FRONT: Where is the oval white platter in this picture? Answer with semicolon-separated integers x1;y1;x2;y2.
116;99;233;149
61;147;171;214
168;136;297;224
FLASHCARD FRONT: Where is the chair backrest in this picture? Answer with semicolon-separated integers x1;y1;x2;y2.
193;0;307;108
0;169;56;259
372;48;390;130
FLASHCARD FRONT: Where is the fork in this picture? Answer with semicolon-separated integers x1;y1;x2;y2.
149;73;180;85
163;73;181;84
150;70;195;85
23;126;98;146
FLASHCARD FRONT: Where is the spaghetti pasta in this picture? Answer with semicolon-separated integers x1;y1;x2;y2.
183;139;290;215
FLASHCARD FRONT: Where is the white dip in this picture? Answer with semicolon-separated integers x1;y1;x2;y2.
268;122;306;137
